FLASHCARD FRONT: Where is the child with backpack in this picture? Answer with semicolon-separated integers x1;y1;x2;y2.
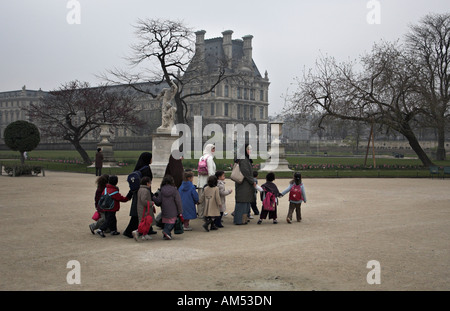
179;171;199;231
152;175;183;240
281;172;307;223
89;174;109;235
96;175;131;238
256;172;282;224
132;176;155;241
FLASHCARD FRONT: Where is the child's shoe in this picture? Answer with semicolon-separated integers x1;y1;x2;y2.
273;219;278;224
202;222;210;232
142;235;152;240
286;217;292;224
96;229;106;238
257;219;262;225
132;230;140;242
163;232;172;240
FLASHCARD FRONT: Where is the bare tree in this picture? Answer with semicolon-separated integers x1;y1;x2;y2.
24;80;143;164
405;13;450;160
286;41;434;166
104;19;238;124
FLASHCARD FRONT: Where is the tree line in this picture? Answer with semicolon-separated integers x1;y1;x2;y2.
284;13;449;166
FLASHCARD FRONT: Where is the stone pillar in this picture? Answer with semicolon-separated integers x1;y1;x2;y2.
150;132;180;178
96;123;119;168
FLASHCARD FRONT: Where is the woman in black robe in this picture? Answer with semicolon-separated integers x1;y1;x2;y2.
123;152;153;238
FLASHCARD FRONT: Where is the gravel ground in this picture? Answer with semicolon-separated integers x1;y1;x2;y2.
0;171;449;291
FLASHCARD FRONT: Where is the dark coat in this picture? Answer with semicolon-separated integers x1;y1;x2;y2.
95;152;104;168
234;157;254;203
153;185;183;219
129;155;153;217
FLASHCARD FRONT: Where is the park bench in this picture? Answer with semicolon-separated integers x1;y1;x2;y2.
443;166;450;179
429;165;440;179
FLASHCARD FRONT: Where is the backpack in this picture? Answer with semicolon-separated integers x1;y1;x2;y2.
138;201;153;235
262;189;276;212
197;155;209;176
98;188;119;211
127;166;148;192
289;183;303;201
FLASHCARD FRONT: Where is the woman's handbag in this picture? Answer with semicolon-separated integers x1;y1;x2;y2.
230;162;244;184
138;201;153;235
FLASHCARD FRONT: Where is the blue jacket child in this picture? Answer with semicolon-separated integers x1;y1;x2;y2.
178;171;199;230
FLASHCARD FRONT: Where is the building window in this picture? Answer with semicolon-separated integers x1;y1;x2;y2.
224;85;229;97
260;90;264;101
244;105;248;119
237;104;242;119
237;87;242;99
224;103;229;117
244;88;248;100
260;106;264;120
250;106;254;120
250;89;255;101
210;102;215;116
200;105;204;116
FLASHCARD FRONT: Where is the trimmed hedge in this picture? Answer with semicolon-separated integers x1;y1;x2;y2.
3;165;42;176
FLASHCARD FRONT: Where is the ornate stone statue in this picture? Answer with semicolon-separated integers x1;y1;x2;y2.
156;80;178;133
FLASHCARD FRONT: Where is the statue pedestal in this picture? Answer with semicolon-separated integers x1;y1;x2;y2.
260;143;292;172
260;121;292;173
90;123;119;168
97;141;119;168
151;132;179;177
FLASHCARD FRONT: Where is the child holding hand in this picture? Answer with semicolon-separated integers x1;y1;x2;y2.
281;172;307;223
96;175;131;237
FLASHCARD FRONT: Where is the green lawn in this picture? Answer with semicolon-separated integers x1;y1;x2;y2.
1;150;450;178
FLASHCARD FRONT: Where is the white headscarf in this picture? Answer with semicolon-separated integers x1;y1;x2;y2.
203;144;215;157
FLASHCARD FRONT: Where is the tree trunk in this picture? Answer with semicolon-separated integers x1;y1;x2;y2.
175;93;185;124
71;139;92;165
19;152;25;165
436;125;446;161
400;124;434;167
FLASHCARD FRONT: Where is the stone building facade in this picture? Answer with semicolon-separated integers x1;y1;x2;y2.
0;30;270;151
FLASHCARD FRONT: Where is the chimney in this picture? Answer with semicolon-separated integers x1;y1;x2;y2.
242;35;253;67
222;30;233;68
195;30;206;59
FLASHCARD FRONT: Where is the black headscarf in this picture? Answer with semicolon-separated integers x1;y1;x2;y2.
235;143;253;163
164;154;184;188
134;152;152;171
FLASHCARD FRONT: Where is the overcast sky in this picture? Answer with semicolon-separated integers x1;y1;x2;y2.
1;0;449;115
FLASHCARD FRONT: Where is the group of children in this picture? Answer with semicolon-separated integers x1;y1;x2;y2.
89;170;307;241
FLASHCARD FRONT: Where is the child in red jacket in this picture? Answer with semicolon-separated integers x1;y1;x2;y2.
96;175;131;238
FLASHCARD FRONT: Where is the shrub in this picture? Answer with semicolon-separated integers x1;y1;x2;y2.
4;165;42;176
